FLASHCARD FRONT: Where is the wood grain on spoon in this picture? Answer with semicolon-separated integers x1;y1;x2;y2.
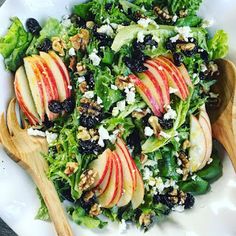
208;59;236;171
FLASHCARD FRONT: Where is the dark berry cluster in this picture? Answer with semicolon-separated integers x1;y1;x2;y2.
48;97;75;114
37;38;52;52
79;140;104;154
92;25;113;47
26;18;42;35
84;71;95;90
158;116;174;130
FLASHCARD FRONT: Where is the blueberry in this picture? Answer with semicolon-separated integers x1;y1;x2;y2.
62;97;75;114
26;18;41;35
173;52;183;67
48;100;63;113
184;193;195;209
37;38;52;52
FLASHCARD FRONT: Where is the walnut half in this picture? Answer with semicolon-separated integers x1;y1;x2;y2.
78;169;97;191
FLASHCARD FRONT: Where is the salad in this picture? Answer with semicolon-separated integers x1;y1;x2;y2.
0;0;228;232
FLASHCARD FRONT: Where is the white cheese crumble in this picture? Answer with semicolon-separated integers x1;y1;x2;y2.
97;96;103;104
159;131;171;139
117;100;126;112
78;76;85;83
170;34;180;43
144;126;154;137
68;85;72;90
207;158;213;165
169;87;179;94
89;49;101;66
98;126;110;147
143;167;153;180
111;84;118;90
68;47;76;56
27;128;46;137
209;92;219;98
172;14;178;22
137;31;145;43
97;24;114;37
152;34;160;43
191;174;197;181
45;131;58;145
126;90;135;104
112;107;119;117
175;26;193;41
143;160;157;167
201;64;208;72
164;105;177;120
137;18;152;28
172;205;185;212
119;219;127;234
84;91;94;99
176;168;183;175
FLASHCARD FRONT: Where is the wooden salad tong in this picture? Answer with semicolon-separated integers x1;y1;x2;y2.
0;99;73;236
208;59;236;171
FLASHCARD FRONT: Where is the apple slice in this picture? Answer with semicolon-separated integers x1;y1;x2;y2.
114;149;134;207
24;56;45;121
14;66;41;125
128;74;162;116
145;59;170;106
189;115;207;172
40;51;71;101
106;152;123;208
131;168;144;209
89;149;112;188
98;153;120;208
154;57;188;100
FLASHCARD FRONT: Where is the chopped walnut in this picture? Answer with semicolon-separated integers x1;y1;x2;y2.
139;213;152;227
177;43;196;51
64;162;79;176
208;62;219;76
52;37;66;56
115;76;130;90
79;81;88;93
179;9;188;18
76;62;87;76
77;126;91;141
70;29;90;51
178;151;190;180
168;189;187;205
132;109;148;120
89;203;102;217
154;6;172;21
78;169;97;191
89;129;99;141
148;116;162;137
182;140;191;150
83;190;95;202
86;21;95;29
78;98;102;117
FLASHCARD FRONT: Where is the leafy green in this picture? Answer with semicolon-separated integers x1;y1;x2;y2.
176;16;202;27
208;30;229;59
71;206;107;229
0;17;32;71
35;189;50;221
73;2;93;20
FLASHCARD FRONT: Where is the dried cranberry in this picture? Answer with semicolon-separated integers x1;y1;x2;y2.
184;193;195;209
173;52;183;67
26;18;41;35
37;38;52;52
79;140;103;154
62;97;75;113
165;40;176;51
48;100;63;113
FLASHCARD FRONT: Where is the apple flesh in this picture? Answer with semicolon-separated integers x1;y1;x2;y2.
189;115;207;172
14;66;41;125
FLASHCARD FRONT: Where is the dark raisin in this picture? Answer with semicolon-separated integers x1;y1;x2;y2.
37;38;52;52
200;50;209;62
48;100;63;113
43;114;54;128
85;72;95;90
183;46;198;57
79;114;100;129
144;35;158;47
105;3;113;11
79;140;103;154
173;52;183;67
158;116;174;130
133;40;145;51
26;18;41;35
70;14;86;28
165;40;176;51
127;129;141;155
93;25;112;46
62;97;75;113
184;193;195;209
199;71;205;80
55;180;74;202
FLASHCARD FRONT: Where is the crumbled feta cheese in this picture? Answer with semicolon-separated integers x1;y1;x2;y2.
169;87;179;94
27;128;46;137
78;76;85;83
172;14;178;22
137;18;153;28
170;34;180;43
112;107;119;117
97;96;103;104
148;177;156;187
152;35;160;43
98;126;110;147
110;23;118;29
164;179;177;188
45;131;58;145
143;167;153;180
172;205;185;212
176;168;183;174
89;49;101;66
159;131;171;139
84;91;94;99
119;219;127;234
97;24;114;37
137;31;145;43
191;174;197;180
111;84;118;90
61;19;72;28
177;158;182;166
207;158;213;164
175;26;193;41
117;100;126;112
126;90;135;104
164;105;177;120
146;108;151;113
201;64;208;72
144;160;157;167
68;85;72;90
68;47;76;56
144;126;154;137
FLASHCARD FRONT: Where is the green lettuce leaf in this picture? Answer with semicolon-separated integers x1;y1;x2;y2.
35;189;50;221
0;17;32;71
208;30;229;59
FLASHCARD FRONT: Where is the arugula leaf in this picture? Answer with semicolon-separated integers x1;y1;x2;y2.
208;30;229;59
73;2;93;20
0;17;32;71
35;189;50;221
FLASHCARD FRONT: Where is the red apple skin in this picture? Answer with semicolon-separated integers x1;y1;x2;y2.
138;68;164;113
24;57;46;121
106;152;123;208
48;51;71;99
145;60;170;106
98;153;120;208
14;67;41;125
128;74;162;116
154;57;188;100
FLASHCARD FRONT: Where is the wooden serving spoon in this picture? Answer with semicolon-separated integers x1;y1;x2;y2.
0;99;73;236
208;59;236;171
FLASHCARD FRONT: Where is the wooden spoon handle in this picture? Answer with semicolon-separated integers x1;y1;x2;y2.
29;158;73;236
